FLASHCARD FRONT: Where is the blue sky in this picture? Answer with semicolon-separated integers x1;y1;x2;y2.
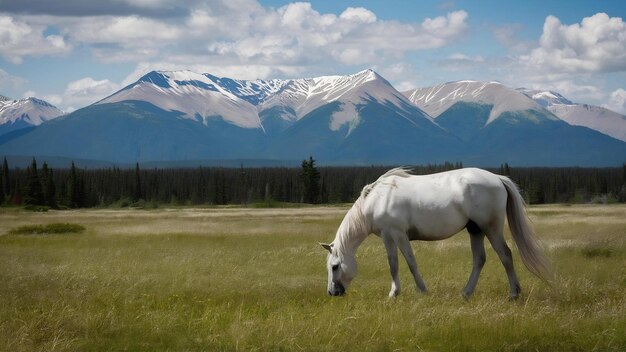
0;0;625;113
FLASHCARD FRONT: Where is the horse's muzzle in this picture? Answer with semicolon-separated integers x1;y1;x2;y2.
328;282;345;296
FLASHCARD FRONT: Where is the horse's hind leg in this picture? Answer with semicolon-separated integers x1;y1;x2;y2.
485;230;522;299
462;221;486;298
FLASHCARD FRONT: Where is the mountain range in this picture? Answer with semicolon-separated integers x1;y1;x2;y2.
1;70;625;167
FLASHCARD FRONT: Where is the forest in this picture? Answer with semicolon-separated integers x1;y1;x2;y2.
1;157;625;209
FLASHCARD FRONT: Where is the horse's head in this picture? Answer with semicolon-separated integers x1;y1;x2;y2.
320;242;357;296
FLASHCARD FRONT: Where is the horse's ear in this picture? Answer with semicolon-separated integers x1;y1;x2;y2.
320;242;333;252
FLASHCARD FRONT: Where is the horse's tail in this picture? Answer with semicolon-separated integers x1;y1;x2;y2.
499;176;554;283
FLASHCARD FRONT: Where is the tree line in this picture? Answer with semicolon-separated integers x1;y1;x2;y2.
1;157;625;209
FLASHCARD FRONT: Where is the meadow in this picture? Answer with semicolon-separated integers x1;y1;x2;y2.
0;205;624;351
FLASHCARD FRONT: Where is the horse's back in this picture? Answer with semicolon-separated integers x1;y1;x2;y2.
366;168;507;238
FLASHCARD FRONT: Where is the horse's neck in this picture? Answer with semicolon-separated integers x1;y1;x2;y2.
334;201;370;257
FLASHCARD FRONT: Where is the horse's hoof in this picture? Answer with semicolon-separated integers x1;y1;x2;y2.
462;291;472;300
509;285;522;301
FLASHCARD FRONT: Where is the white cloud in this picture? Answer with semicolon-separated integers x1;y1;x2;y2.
114;4;467;81
523;13;626;73
24;77;120;111
5;2;468;75
448;53;485;62
339;7;377;24
603;88;626;114
436;52;492;72
63;77;120;106
64;15;181;45
0;15;71;63
0;69;27;93
492;24;535;53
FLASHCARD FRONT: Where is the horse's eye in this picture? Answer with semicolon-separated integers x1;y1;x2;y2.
331;264;339;271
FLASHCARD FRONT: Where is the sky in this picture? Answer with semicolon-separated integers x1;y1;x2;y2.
0;0;625;113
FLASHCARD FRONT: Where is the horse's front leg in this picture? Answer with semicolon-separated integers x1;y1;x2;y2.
382;233;401;298
396;232;428;293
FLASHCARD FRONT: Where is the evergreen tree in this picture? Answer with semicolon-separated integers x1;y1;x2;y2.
1;157;9;204
300;156;321;204
40;162;57;208
11;178;22;205
0;158;4;204
24;158;44;206
66;162;81;208
616;160;626;202
500;163;511;176
133;162;142;201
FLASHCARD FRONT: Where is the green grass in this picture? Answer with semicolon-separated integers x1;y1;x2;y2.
0;205;625;351
8;223;86;235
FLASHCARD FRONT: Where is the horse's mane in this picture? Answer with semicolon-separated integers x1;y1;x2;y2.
360;167;412;199
335;197;370;255
335;167;413;255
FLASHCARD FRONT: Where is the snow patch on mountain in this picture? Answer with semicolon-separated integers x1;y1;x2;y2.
330;102;360;134
404;81;553;125
517;88;573;107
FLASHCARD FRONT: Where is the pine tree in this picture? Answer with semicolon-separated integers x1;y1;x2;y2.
300;156;321;204
500;163;511;177
40;162;57;208
24;158;44;206
133;162;142;201
66;162;81;208
616;160;626;202
11;178;22;205
1;157;9;204
0;159;4;204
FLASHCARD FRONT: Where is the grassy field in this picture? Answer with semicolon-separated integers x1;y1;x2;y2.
0;205;624;351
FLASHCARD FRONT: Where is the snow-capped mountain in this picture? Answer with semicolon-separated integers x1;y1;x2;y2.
0;96;64;136
519;89;626;143
404;80;558;125
98;69;426;136
260;69;423;129
98;70;266;130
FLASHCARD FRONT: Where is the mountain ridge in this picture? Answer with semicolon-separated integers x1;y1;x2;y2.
518;88;626;142
1;71;625;167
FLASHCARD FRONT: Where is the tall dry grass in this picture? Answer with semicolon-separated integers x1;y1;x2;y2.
0;205;624;351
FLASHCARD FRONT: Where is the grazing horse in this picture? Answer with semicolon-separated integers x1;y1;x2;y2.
321;168;553;299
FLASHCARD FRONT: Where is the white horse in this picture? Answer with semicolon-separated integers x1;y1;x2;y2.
321;167;553;299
